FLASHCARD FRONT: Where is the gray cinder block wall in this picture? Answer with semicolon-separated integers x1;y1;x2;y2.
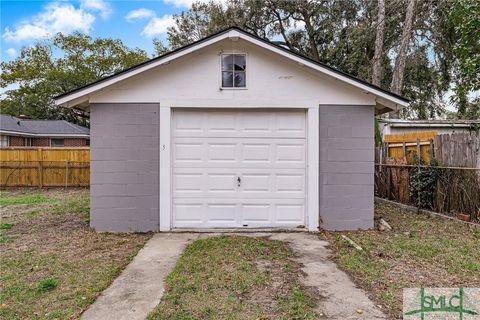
90;103;159;232
319;105;375;230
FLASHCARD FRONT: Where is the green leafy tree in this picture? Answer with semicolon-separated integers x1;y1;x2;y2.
1;32;148;126
157;0;478;119
449;0;480;97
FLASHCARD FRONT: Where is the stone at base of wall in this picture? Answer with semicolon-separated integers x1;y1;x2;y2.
374;197;480;228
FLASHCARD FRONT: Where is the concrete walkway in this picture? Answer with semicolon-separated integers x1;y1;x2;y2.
81;233;198;320
82;232;385;320
270;233;386;319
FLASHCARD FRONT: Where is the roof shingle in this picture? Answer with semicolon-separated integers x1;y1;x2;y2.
0;114;89;136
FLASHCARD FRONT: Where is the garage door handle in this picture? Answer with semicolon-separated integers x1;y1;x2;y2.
237;176;241;187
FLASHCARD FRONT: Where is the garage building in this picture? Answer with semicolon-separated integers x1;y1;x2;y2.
55;27;408;232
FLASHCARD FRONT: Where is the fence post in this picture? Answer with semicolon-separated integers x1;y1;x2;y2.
429;139;434;162
38;148;43;188
416;138;421;165
65;161;69;188
416;139;421;209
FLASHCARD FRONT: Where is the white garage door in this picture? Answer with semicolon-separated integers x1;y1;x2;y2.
172;109;306;228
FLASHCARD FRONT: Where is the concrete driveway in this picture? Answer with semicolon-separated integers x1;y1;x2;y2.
81;232;385;320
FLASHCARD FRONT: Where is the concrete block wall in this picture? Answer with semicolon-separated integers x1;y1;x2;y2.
319;105;375;230
90;103;159;232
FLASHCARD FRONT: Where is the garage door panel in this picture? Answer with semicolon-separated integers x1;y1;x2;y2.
208;173;237;192
240;112;274;134
174;173;203;192
207;143;237;162
206;203;237;222
174;203;203;222
174;143;203;162
172;109;306;228
276;144;306;163
173;168;305;199
206;113;237;133
241;174;270;192
242;203;270;222
173;198;305;228
173;110;305;138
275;174;305;193
275;204;304;223
275;111;305;135
242;143;271;162
173;111;205;135
173;138;305;168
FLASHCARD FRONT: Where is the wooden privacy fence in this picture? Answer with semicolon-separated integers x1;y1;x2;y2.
381;131;480;166
0;147;90;187
382;131;437;163
375;131;480;222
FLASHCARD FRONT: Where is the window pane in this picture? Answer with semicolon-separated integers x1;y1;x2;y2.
51;138;64;147
234;55;246;71
0;136;8;147
234;71;246;87
222;71;234;87
221;55;234;71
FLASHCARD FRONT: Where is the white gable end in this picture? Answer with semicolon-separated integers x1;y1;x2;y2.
90;38;377;108
55;28;408;112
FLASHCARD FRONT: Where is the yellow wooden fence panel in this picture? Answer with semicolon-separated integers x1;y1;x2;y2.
0;147;90;187
384;131;438;143
384;131;437;164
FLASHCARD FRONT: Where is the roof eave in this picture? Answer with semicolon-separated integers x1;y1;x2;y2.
0;130;89;137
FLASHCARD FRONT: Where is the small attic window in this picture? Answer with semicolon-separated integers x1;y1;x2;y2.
221;54;246;88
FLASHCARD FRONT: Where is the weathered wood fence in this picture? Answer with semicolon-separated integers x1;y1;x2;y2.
383;131;436;163
375;131;480;221
381;131;480;167
0;147;90;187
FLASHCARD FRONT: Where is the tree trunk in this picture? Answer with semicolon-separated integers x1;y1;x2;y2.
390;0;415;118
302;13;321;62
372;0;385;86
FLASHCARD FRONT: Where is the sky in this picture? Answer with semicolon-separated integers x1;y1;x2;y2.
1;0;202;62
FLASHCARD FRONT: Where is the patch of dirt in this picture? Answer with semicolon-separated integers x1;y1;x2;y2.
242;248;320;319
246;259;292;312
0;188;151;319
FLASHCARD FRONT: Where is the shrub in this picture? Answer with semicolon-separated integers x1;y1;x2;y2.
409;158;439;209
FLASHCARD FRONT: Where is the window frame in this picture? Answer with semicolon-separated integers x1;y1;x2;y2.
220;52;248;90
50;138;65;147
24;137;32;147
0;135;9;148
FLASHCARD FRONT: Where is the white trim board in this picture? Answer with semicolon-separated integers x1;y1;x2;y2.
55;29;408;110
159;106;171;231
0;130;89;138
159;106;320;231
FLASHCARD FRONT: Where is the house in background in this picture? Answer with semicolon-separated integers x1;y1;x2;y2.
378;118;480;136
0;114;90;147
55;27;409;232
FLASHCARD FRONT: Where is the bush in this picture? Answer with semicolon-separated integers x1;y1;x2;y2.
409;158;439;209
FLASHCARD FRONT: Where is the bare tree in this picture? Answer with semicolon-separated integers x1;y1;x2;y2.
390;0;416;118
371;0;385;86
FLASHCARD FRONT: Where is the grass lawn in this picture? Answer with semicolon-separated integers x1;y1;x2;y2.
323;200;480;319
148;235;318;320
0;188;152;319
